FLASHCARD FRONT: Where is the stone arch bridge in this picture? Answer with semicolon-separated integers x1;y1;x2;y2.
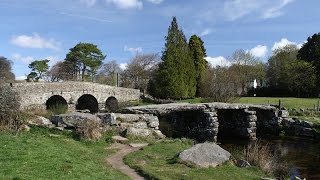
12;81;140;112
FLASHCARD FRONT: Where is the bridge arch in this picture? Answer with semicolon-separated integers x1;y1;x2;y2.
106;96;119;112
46;95;68;113
76;94;98;113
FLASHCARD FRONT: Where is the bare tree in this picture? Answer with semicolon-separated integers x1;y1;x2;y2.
0;56;15;83
199;66;239;102
46;61;74;81
229;49;262;94
97;60;121;86
120;53;160;93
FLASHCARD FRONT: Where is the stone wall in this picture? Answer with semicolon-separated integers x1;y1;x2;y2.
11;81;140;110
125;103;279;142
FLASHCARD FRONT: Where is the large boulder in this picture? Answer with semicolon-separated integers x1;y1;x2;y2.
179;142;230;168
28;116;54;128
51;112;101;128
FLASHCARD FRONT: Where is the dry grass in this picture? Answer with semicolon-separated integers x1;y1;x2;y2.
243;141;288;179
75;119;102;141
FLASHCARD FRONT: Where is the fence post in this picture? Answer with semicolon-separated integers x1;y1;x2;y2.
278;99;282;110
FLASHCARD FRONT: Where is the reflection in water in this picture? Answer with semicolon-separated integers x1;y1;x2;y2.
219;137;320;180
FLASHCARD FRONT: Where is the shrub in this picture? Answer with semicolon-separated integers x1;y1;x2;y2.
0;84;21;130
75;119;102;141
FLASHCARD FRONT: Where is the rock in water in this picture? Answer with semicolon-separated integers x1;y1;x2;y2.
179;142;230;168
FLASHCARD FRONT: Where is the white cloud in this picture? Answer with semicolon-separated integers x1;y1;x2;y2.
16;75;27;80
124;45;143;54
200;28;212;37
223;0;294;21
80;0;97;6
119;62;128;70
262;0;294;19
145;0;163;4
10;33;60;50
205;56;231;68
106;0;143;10
12;53;34;64
272;38;302;51
249;45;268;58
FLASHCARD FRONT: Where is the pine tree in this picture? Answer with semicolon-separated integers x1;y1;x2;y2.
189;35;208;96
149;17;196;99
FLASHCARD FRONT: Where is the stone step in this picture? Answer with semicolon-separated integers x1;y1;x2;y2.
112;135;129;143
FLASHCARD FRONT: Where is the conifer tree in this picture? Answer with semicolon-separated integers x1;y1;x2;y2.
189;35;208;96
149;17;196;99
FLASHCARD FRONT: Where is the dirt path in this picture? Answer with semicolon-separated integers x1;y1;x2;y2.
107;143;147;180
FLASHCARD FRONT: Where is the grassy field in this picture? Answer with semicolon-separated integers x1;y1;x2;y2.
0;127;129;180
124;139;269;180
237;97;320;109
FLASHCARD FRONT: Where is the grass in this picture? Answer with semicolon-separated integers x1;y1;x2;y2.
124;139;269;180
237;97;320;109
0;127;129;180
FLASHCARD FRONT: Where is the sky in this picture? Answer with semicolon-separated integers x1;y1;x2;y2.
1;0;320;80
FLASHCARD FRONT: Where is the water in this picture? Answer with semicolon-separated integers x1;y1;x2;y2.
219;136;320;180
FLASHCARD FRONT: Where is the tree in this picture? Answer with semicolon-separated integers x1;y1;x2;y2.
46;61;73;82
149;17;196;99
28;59;50;79
0;56;15;82
199;66;238;102
297;33;320;88
267;45;298;90
121;54;159;93
65;42;105;81
97;60;121;86
26;72;38;82
229;49;260;94
266;44;317;97
287;61;316;97
189;35;208;96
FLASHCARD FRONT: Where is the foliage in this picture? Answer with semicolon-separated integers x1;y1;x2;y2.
28;59;50;80
124;139;268;180
298;32;320;88
0;56;15;82
121;53;159;93
266;45;317;97
26;71;39;82
0;128;129;179
199;67;239;102
0;84;21;130
189;35;208;96
149;17;196;99
65;42;105;81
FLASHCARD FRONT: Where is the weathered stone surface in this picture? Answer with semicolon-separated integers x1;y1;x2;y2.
132;122;148;129
278;110;289;118
302;121;314;128
13;81;140;110
179;142;230;168
28;116;54;127
145;115;159;128
115;113;142;122
153;130;166;139
126;127;152;137
129;143;148;148
112;135;129;143
96;113;117;125
51;112;101;128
